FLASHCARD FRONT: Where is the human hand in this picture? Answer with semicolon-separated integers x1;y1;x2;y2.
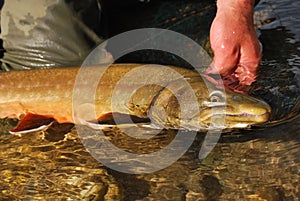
205;0;261;92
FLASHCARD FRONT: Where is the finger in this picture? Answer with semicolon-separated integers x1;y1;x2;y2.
208;42;240;75
202;74;227;90
239;35;261;65
236;36;261;85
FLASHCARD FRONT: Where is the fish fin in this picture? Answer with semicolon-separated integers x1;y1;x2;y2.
80;120;157;131
73;112;150;130
138;123;163;130
9;124;53;135
78;120;115;130
97;112;150;124
9;113;55;134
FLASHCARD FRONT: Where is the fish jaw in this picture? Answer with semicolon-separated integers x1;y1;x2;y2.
225;89;271;126
199;90;271;129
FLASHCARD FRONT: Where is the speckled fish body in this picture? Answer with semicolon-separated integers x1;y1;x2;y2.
0;63;271;133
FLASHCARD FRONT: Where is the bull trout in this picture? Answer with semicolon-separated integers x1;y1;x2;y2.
0;63;271;134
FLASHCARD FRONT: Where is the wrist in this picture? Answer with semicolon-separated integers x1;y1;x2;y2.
216;0;255;16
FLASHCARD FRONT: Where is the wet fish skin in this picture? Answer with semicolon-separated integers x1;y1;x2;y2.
0;63;271;133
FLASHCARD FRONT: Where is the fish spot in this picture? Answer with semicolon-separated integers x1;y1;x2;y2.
65;91;71;98
17;83;23;88
67;80;73;86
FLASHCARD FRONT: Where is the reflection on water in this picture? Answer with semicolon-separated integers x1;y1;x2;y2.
0;118;299;200
0;0;299;200
0;123;124;200
106;117;299;200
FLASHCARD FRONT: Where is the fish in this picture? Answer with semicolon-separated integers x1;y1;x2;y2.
0;63;271;134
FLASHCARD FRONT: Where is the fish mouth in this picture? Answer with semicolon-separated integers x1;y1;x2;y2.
200;105;271;128
212;111;270;121
223;112;271;127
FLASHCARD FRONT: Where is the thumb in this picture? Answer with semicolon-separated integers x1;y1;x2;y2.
207;43;240;75
206;56;238;76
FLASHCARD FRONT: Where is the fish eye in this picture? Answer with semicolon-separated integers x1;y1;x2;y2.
209;91;225;103
210;95;221;102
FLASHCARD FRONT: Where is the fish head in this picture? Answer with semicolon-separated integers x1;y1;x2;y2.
199;87;271;129
149;77;271;131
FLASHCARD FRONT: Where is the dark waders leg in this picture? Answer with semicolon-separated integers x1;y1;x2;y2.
0;0;108;70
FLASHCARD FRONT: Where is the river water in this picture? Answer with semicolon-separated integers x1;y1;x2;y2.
0;0;299;200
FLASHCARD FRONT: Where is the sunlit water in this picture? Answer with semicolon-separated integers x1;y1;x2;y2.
0;0;299;200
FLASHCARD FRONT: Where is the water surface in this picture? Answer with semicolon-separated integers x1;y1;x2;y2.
0;0;299;200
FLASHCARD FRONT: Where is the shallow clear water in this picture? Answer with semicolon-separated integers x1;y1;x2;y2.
0;0;299;200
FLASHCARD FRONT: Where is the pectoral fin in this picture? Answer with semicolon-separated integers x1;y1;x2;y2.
97;112;150;124
9;113;55;134
74;112;151;130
